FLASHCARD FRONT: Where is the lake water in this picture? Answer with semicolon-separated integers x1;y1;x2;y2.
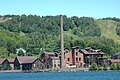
0;71;120;80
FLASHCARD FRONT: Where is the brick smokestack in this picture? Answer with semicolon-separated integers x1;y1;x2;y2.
60;15;64;69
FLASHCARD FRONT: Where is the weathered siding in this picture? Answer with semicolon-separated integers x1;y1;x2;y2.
32;59;45;71
65;48;84;68
2;60;11;70
51;58;60;69
22;64;32;70
14;58;20;70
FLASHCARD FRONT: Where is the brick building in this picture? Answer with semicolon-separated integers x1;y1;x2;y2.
64;47;84;68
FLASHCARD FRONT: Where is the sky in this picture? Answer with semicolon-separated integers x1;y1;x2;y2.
0;0;120;18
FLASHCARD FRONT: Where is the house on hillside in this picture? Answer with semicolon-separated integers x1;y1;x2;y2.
8;58;15;70
14;56;45;70
16;48;26;56
80;47;105;67
0;58;11;70
16;48;26;54
40;52;60;69
64;47;84;68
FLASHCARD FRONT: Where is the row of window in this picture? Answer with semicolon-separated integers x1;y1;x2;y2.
67;57;81;61
54;64;60;67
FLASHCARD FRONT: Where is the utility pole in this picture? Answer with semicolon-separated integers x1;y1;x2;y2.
60;15;64;69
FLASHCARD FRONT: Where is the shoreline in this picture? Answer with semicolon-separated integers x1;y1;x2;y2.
0;68;119;73
0;70;22;72
0;68;89;72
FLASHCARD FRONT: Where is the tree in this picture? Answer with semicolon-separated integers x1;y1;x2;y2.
0;14;120;57
18;50;25;56
103;63;109;71
116;63;120;70
89;63;98;71
110;63;117;70
0;47;8;58
116;23;120;36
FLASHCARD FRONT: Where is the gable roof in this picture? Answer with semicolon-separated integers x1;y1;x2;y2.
43;51;59;57
16;56;37;64
16;47;26;54
85;47;92;50
81;49;90;54
44;51;57;55
8;58;15;63
0;58;7;64
51;57;60;60
72;46;79;49
80;49;105;55
110;59;120;63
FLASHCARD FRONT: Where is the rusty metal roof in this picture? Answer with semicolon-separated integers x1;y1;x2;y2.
110;59;120;63
0;58;6;64
8;58;15;63
17;56;37;64
44;52;56;55
80;49;105;55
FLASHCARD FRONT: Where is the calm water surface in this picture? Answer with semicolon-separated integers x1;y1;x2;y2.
0;71;120;80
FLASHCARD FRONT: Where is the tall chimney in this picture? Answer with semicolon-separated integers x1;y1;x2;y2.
60;15;64;69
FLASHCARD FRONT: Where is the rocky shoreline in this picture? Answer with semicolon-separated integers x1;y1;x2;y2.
0;68;89;72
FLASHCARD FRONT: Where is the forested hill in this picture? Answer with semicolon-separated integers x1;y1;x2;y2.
0;15;120;58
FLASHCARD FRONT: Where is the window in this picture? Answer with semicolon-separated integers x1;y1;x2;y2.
66;51;68;53
68;58;70;61
34;64;36;67
54;64;56;67
76;57;78;61
79;58;81;61
76;52;78;56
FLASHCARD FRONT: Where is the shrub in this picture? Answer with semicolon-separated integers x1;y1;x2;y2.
116;63;120;70
0;65;3;70
110;63;117;70
103;63;109;71
89;63;98;71
97;66;103;71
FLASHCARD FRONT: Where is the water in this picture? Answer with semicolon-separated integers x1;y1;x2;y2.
0;71;120;80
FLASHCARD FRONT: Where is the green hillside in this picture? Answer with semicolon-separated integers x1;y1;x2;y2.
64;29;80;41
96;20;120;44
0;15;120;57
65;20;120;44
